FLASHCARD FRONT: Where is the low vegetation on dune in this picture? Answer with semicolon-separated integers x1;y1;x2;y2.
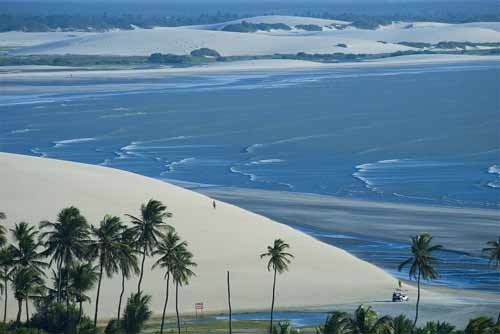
2;40;500;69
222;21;292;33
0;204;498;334
294;24;322;31
2;11;500;33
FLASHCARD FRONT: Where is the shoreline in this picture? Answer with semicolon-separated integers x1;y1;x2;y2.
199;186;499;255
2;54;500;82
199;186;500;294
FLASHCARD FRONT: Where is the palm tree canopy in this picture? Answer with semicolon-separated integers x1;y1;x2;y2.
69;263;98;303
482;236;500;269
392;315;413;334
0;247;14;274
12;266;45;300
40;206;90;268
123;292;152;334
349;305;393;334
0;247;15;295
118;228;140;279
398;233;442;281
260;239;294;274
152;231;188;276
464;316;498;334
126;199;173;255
321;311;351;334
171;248;196;287
89;215;126;277
10;222;48;275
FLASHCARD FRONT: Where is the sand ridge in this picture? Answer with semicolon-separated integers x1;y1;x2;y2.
0;152;397;320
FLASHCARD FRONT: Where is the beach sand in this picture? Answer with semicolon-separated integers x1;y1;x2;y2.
0;152;397;320
2;55;500;84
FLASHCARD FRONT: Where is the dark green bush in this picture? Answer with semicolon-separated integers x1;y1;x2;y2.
190;48;221;57
295;24;322;31
104;319;122;334
30;301;79;334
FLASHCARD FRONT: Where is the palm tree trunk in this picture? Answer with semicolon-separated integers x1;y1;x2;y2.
160;272;170;334
413;268;421;327
79;299;83;323
3;277;8;323
66;266;70;310
137;245;147;294
175;281;181;334
269;268;277;334
117;273;125;321
93;260;104;328
227;271;232;334
57;259;62;303
25;298;29;323
16;298;22;324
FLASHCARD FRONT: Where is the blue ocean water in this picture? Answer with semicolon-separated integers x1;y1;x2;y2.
1;62;499;292
2;63;499;209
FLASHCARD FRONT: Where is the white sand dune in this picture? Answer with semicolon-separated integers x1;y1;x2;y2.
194;15;350;31
6;15;500;57
10;27;413;56
0;152;397;320
0;31;96;48
326;25;500;43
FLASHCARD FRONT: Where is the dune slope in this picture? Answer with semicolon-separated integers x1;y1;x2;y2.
0;153;396;320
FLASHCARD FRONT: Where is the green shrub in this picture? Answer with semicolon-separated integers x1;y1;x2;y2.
190;48;221;57
105;319;122;334
295;24;322;31
122;293;152;334
222;21;291;33
30;301;79;334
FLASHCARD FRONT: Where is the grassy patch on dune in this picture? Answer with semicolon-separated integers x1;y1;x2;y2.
2;43;499;69
138;317;317;334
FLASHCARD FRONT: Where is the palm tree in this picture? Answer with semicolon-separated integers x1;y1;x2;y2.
320;311;351;334
0;247;14;323
69;262;98;322
464;316;498;334
10;222;48;324
152;231;187;334
227;270;232;334
12;266;44;323
116;228;139;322
484;237;500;325
398;233;442;327
482;236;500;270
171;247;196;334
88;215;125;327
40;207;90;306
126;199;173;294
418;321;456;334
10;222;47;275
348;305;393;334
392;315;413;334
260;239;294;334
122;292;152;334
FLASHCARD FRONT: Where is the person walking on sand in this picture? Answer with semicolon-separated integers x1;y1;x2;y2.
213;200;216;210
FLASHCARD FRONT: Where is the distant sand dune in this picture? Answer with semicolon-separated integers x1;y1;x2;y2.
4;15;500;57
